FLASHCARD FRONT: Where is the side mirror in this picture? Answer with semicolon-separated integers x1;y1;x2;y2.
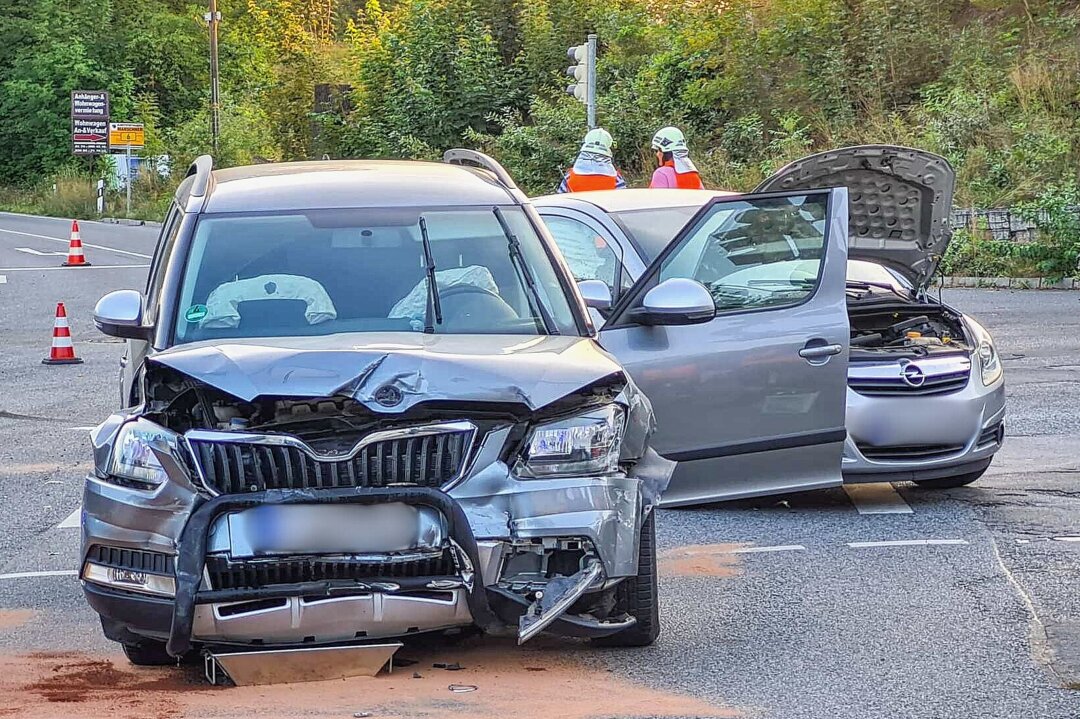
94;290;153;340
630;278;715;326
577;279;612;311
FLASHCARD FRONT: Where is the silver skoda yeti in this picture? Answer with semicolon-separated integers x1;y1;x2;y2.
82;152;677;664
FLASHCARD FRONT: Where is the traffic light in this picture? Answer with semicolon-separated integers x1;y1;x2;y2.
566;43;589;103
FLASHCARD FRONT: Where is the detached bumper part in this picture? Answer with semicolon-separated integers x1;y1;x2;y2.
516;561;610;644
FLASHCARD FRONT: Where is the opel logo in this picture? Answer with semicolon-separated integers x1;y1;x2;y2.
373;384;404;407
900;361;926;387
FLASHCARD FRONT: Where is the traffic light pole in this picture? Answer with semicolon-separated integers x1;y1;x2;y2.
586;34;597;129
208;0;221;156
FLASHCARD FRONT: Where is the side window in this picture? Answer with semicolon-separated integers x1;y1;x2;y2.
658;193;829;313
144;206;183;323
544;215;624;295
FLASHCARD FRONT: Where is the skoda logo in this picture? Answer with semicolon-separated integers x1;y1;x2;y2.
900;362;926;387
373;384;404;407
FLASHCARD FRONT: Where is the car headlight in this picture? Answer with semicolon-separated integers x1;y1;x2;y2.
967;319;1003;386
108;419;178;487
516;404;625;478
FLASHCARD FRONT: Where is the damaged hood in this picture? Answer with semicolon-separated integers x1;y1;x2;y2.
147;333;624;413
755;145;955;289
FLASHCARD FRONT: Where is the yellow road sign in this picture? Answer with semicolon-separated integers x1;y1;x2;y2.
109;123;145;149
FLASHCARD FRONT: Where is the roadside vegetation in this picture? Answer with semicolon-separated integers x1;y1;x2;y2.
1;0;1079;275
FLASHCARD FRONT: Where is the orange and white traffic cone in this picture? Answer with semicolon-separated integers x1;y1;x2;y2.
61;220;91;267
42;302;83;365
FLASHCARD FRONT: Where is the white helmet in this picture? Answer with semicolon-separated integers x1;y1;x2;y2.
651;126;688;152
580;128;615;157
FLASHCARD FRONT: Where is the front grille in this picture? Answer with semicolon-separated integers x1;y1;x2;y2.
87;545;174;575
848;356;971;397
188;424;474;495
205;550;458;590
856;443;965;461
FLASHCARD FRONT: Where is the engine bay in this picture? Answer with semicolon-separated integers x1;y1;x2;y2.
848;302;972;361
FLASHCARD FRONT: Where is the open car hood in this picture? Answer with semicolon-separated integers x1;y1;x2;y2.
755;145;955;289
147;333;624;414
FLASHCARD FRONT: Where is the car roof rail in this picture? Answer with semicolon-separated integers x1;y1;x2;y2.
443;149;519;192
185;155;215;198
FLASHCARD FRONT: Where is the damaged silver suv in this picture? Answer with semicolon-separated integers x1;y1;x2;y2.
83;152;680;664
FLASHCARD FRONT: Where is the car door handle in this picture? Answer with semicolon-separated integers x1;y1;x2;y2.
798;343;843;359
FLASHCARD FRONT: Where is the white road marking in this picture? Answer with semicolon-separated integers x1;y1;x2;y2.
14;247;67;257
843;483;914;515
69;426;96;431
726;544;806;554
0;275;6;284
0;227;152;259
0;264;149;272
0;570;78;581
1053;536;1080;543
58;507;81;529
847;539;969;548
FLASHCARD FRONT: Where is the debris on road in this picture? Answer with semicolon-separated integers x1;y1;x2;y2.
448;684;478;693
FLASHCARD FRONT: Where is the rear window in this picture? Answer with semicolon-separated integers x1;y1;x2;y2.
610;206;701;260
172;206;578;344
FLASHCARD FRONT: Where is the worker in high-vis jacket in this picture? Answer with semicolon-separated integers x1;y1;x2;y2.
557;128;627;193
649;126;704;189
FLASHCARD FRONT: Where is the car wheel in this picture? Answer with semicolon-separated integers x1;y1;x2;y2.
914;467;988;490
121;640;177;666
591;510;660;648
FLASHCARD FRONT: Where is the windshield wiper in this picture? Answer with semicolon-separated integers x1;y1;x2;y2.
492;206;557;335
418;216;442;334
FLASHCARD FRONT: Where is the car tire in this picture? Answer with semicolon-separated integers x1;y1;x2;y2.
591;510;660;648
121;640;177;666
914;467;988;490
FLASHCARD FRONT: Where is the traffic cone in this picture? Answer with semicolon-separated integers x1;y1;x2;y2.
61;220;91;267
42;303;83;365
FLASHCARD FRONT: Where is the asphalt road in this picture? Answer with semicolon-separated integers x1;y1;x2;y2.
0;211;1077;718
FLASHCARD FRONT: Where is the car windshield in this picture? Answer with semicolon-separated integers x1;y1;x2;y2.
172;206;578;344
846;259;915;297
610;206;701;260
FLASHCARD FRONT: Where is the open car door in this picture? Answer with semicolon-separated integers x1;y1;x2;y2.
598;189;850;506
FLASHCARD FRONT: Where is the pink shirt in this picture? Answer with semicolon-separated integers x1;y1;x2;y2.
649;166;678;188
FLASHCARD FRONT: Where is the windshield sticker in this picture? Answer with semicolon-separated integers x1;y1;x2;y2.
184;304;208;323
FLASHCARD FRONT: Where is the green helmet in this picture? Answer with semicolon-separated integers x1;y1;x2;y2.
580;128;615;157
651;126;688;152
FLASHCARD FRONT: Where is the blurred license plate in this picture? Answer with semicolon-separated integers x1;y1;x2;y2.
228;503;430;557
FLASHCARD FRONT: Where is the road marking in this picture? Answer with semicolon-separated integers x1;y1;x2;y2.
0;264;149;272
14;247;67;257
0;570;78;581
726;544;806;554
0;275;6;284
1053;536;1080;543
843;483;914;515
69;426;96;431
58;508;81;529
847;539;969;548
0;227;152;259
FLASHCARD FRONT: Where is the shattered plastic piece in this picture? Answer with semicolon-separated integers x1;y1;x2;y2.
517;561;603;644
353;713;372;718
448;684;478;693
433;662;464;671
412;672;423;679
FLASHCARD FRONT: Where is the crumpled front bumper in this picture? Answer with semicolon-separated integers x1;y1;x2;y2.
80;427;662;652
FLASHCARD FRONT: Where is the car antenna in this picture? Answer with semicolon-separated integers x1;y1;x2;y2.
491;206;558;335
418;216;442;333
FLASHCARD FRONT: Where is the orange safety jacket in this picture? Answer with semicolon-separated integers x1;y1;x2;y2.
564;169;620;192
662;160;704;189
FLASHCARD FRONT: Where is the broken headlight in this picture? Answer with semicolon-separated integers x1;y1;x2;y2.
107;419;178;487
516;404;625;478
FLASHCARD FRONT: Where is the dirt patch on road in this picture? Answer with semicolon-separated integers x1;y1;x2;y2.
0;610;35;631
659;543;745;578
0;640;740;718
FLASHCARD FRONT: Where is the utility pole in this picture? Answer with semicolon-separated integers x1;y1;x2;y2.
586;34;597;130
206;0;222;155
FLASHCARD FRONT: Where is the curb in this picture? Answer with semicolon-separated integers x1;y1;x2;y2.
100;217;163;228
937;276;1080;290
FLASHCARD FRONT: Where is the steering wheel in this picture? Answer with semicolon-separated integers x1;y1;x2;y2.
437;284;519;329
